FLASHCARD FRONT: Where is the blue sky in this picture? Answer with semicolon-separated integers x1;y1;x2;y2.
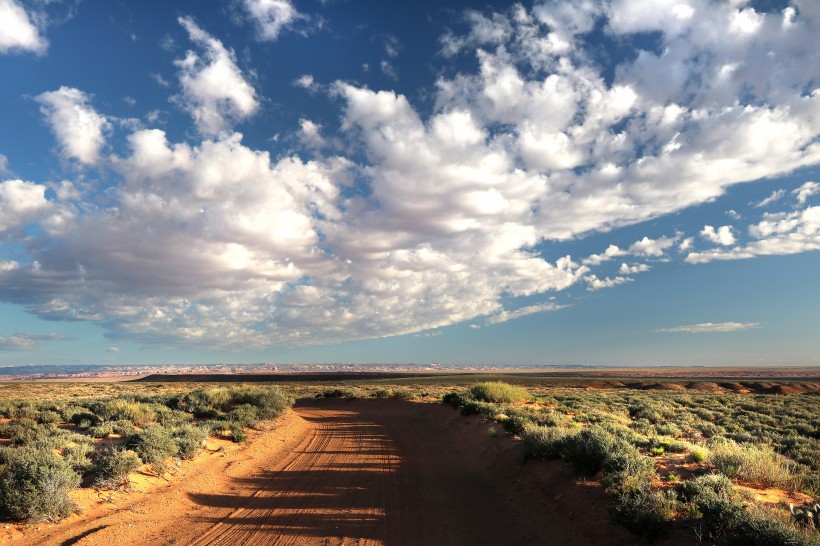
0;0;818;367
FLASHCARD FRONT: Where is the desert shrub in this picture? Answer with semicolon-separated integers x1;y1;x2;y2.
154;406;193;426
94;448;142;488
609;487;677;540
372;388;394;398
229;386;290;419
319;387;362;399
469;382;531;404
689;445;710;463
521;425;574;459
176;387;232;418
1;418;44;446
94;399;156;426
677;474;738;511
392;389;414;400
563;426;641;475
63;442;93;472
172;425;208;459
127;426;178;472
710;439;796;488
603;455;657;494
229;424;246;443
88;421;116;438
0;449;80;522
224;404;260;428
36;410;61;425
503;414;533;435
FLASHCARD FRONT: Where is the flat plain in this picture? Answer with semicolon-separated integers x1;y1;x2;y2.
1;369;818;545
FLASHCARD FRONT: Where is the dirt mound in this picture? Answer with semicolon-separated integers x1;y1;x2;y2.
7;399;697;545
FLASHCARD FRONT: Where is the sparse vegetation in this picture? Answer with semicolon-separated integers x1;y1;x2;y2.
443;380;820;544
0;384;292;523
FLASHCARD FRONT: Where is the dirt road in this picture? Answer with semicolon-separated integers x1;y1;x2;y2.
10;398;691;546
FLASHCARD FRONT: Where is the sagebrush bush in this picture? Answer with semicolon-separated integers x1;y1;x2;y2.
521;425;574;459
0;449;80;522
609;487;677;540
710;439;796;488
94;448;142;488
172;425;208;459
127;426;178;472
469;382;531;404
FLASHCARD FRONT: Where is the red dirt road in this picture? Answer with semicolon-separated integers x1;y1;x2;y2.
10;399;696;545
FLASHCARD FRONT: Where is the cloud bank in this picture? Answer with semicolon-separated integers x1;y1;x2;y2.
0;1;818;349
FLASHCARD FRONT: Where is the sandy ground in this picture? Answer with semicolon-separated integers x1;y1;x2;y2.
5;399;699;545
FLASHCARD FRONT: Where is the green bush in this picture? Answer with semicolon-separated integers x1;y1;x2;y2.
127;426;178;472
230;386;290;419
172;425;208;459
0;449;80;522
469;382;531;404
521;425;574;459
609;487;677;540
63;442;93;472
319;387;362;399
94;448;142;488
710;439;796;488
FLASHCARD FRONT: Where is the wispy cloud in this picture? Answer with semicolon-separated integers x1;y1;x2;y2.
0;332;67;351
657;322;760;334
486;302;568;325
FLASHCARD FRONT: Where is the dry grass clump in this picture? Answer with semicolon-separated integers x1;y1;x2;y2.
709;438;798;489
469;382;531;404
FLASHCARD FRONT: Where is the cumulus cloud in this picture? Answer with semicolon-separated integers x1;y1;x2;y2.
700;225;736;246
619;262;650;274
298;118;326;148
36;87;109;164
0;179;53;233
0;153;8;174
241;0;301;41
1;1;819;349
657;322;761;334
687;206;820;263
175;17;259;135
585;275;632;291
0;0;47;54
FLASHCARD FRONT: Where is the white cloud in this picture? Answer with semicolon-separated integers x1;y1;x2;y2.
657;322;761;334
755;189;785;208
700;225;736;246
0;179;53;232
175;17;259;135
583;244;625;265
293;74;317;92
687;206;820;263
0;153;9;174
628;236;678;257
585;274;632;291
793;181;819;205
242;0;301;41
619;262;650;274
583;235;676;266
0;0;47;55
298;118;325;148
36;87;109;164
0;332;65;351
726;209;741;219
485;302;567;325
1;1;820;349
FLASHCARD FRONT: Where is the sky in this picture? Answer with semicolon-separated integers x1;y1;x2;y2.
0;0;818;368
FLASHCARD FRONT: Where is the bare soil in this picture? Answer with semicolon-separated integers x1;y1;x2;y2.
4;399;699;545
